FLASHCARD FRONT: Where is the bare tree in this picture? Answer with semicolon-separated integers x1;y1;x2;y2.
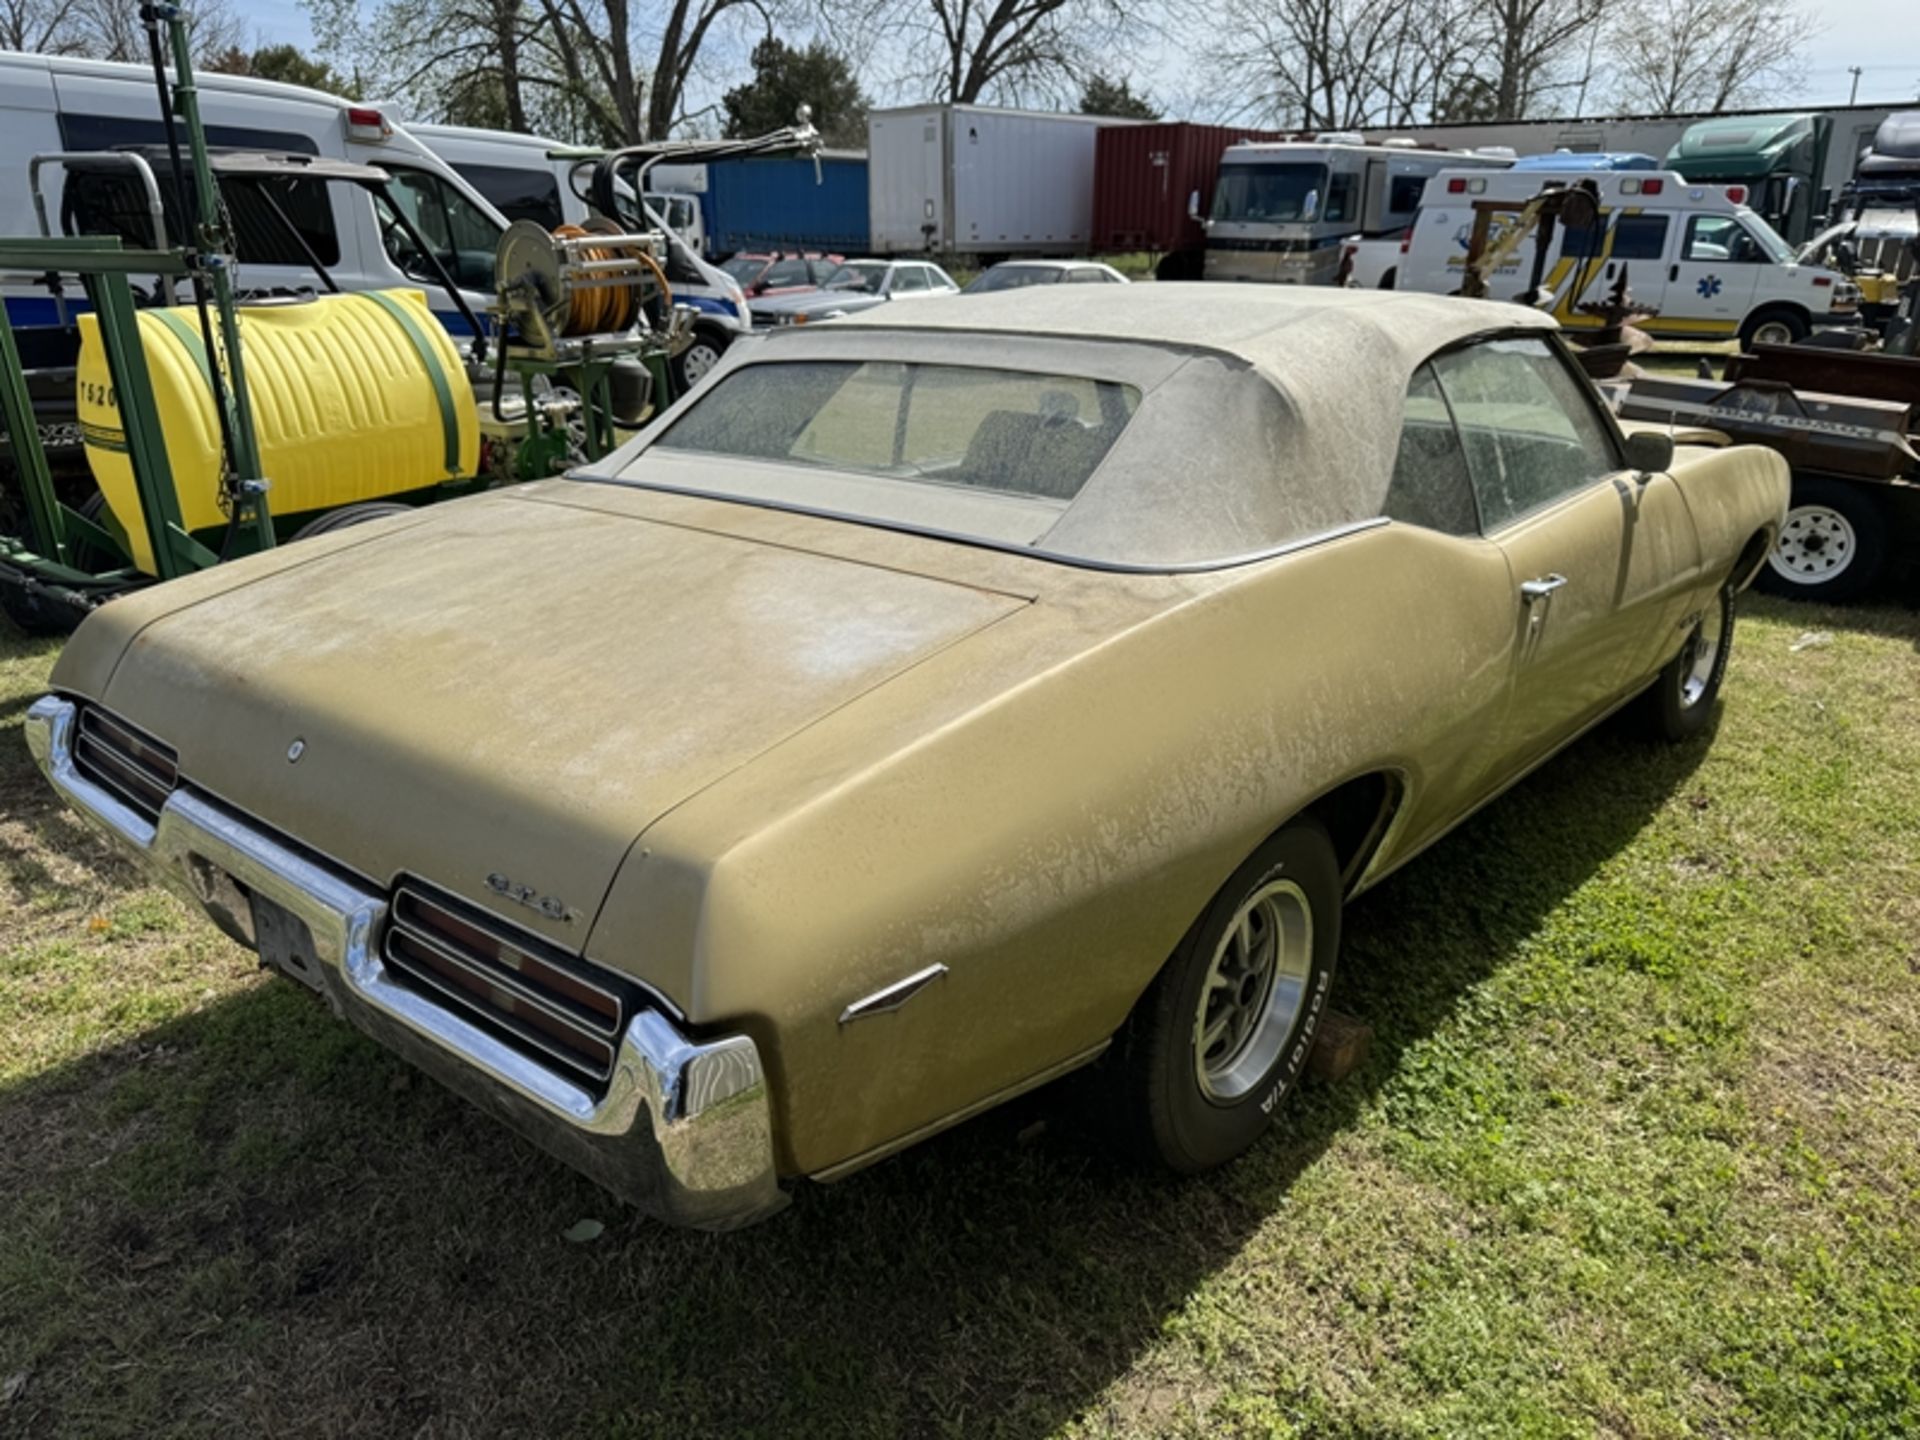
846;0;1160;107
0;0;87;54
1607;0;1821;113
1475;0;1606;117
71;0;244;63
309;0;769;142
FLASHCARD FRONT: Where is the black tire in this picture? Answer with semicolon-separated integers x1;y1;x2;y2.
671;326;729;394
1640;583;1734;742
1738;306;1811;350
1754;475;1887;603
1115;819;1341;1174
291;501;413;541
0;580;73;636
1377;267;1398;291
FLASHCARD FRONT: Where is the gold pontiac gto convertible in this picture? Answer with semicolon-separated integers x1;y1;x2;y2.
27;289;1788;1229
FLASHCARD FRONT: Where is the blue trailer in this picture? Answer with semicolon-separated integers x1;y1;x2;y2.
663;151;870;256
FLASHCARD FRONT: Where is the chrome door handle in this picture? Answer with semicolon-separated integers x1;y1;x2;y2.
1520;574;1569;600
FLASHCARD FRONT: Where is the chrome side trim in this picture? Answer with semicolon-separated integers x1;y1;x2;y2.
838;963;948;1024
24;694;786;1231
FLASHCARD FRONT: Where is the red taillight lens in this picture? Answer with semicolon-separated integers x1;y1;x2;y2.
345;106;390;140
1399;229;1412;254
1447;178;1467;194
1640;178;1664;195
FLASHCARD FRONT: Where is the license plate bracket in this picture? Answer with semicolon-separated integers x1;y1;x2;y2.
252;891;328;995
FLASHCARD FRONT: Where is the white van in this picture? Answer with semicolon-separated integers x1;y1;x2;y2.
408;122;707;252
410;121;747;385
1400;167;1861;348
1201;137;1510;289
0;50;508;354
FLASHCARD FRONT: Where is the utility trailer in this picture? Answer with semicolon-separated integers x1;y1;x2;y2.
867;104;1138;258
1611;343;1920;601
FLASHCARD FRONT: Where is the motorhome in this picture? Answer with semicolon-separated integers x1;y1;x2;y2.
1398;167;1860;347
0;49;508;355
410;121;746;387
1199;137;1510;288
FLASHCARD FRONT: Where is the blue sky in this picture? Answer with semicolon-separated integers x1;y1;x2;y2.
244;0;1917;113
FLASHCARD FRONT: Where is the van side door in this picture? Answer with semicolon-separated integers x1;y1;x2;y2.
1669;213;1763;339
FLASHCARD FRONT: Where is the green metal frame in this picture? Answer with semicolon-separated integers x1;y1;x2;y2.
0;6;268;606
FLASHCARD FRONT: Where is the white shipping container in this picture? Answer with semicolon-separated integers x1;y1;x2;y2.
868;104;1135;256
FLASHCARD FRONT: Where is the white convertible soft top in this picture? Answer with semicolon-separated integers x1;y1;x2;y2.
606;287;1562;569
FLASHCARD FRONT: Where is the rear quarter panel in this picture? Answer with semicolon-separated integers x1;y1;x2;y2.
594;524;1521;1177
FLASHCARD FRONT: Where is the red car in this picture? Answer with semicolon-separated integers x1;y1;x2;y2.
721;252;844;297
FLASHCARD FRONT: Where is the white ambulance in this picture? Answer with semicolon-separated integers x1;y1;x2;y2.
1397;168;1861;348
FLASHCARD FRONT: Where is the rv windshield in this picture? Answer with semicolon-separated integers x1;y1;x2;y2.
1211;163;1328;224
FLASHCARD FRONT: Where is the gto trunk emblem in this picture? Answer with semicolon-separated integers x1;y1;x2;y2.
485;872;579;924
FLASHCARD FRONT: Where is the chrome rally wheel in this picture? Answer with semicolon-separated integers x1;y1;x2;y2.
1192;880;1315;1103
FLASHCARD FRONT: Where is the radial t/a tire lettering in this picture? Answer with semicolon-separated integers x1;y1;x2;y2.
1116;818;1343;1174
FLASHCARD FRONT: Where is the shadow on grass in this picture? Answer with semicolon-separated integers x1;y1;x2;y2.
0;718;1712;1439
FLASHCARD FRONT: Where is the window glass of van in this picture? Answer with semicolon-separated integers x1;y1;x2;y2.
1430;337;1619;530
61;170;340;268
1609;214;1669;261
454;162;563;230
57;113;318;156
380;166;502;290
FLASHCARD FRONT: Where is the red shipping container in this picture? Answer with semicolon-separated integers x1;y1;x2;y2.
1092;122;1286;257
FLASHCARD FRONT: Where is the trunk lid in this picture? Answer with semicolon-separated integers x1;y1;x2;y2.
101;488;1027;960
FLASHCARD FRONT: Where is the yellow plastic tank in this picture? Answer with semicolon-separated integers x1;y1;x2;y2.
77;289;478;575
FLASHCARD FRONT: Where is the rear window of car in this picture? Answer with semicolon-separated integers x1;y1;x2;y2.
654;361;1142;503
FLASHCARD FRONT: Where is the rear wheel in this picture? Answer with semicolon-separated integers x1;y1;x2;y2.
1739;306;1810;350
291;501;414;541
1116;820;1341;1173
671;326;728;393
1756;476;1886;602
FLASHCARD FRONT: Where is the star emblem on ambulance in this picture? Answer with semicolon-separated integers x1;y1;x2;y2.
1697;274;1723;298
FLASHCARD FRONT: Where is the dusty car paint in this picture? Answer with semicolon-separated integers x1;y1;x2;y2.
37;288;1789;1212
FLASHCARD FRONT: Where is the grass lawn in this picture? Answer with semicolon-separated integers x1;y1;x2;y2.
1;589;1916;1438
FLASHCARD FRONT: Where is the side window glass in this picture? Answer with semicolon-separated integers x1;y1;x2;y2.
1325;171;1357;223
382;168;501;288
1609;214;1670;261
1686;214;1763;263
1387;174;1426;215
893;266;927;292
764;259;809;287
1385;363;1478;536
1430;337;1620;530
454;162;563;230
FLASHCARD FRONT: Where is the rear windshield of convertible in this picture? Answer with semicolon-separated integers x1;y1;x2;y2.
654;361;1143;502
606;328;1389;570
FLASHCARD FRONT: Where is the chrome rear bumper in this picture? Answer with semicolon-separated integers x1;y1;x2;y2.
25;694;786;1231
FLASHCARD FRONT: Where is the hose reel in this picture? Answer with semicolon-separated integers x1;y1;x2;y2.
493;217;674;350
